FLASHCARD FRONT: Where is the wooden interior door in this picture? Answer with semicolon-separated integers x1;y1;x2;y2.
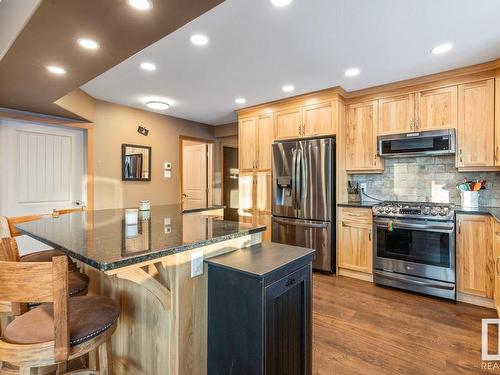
338;221;372;273
346;101;382;171
303;102;333;137
275;107;302;140
416;86;457;131
456;214;494;298
378;94;414;135
257;114;273;171
182;143;207;209
238;116;257;171
457;79;495;167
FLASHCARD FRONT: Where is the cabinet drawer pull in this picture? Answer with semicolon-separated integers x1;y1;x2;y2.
286;278;297;287
369;230;371;241
496;231;500;236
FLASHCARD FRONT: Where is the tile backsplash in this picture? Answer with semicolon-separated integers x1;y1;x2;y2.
348;156;500;206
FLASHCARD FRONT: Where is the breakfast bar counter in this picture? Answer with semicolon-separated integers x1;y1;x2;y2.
16;205;265;375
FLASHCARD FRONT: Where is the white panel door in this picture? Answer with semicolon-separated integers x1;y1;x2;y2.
182;144;207;210
0;119;86;216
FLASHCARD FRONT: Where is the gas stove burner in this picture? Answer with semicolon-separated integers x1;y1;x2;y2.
372;201;455;221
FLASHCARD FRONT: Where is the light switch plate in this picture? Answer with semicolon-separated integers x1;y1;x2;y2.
164;162;172;170
164;217;171;226
164;170;171;178
190;250;204;277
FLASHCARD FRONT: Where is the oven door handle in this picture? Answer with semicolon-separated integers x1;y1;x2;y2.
374;270;455;290
374;220;454;232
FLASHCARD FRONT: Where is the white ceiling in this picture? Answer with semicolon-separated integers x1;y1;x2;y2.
0;0;41;61
82;0;500;125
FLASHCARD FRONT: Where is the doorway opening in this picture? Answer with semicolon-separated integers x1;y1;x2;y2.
180;136;214;210
221;145;239;221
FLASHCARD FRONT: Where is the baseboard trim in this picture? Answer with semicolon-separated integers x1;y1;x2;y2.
456;292;495;309
338;268;373;282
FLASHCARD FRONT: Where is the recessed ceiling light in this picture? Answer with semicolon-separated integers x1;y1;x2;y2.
77;38;99;50
431;43;453;55
345;67;360;77
282;85;295;93
271;0;293;7
146;101;169;110
235;98;246;105
46;65;66;75
190;34;209;46
128;0;152;11
140;62;156;71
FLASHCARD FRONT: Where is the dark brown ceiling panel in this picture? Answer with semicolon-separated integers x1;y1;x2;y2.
0;0;224;120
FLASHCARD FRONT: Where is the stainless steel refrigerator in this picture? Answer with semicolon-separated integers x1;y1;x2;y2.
271;137;335;272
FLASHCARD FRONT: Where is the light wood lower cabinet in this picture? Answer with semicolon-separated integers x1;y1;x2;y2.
494;222;500;316
338;207;373;277
456;214;494;299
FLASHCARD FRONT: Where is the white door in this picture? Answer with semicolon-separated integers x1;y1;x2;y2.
182;143;207;210
0;120;86;254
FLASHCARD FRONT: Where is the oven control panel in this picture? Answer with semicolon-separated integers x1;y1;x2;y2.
373;201;454;221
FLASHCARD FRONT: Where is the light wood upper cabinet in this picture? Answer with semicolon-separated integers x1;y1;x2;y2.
346;101;383;172
303;102;334;137
338;208;373;274
494;221;500;316
239;116;257;171
457;79;495;168
378;94;415;135
456;214;494;298
239;114;273;172
495;78;500;167
257;114;273;171
275;107;302;140
416;86;457;131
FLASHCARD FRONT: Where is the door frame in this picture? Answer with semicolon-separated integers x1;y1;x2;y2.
0;112;94;210
220;143;238;210
179;135;215;206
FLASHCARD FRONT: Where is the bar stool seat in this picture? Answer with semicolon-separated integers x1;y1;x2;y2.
67;272;90;297
20;248;77;269
2;296;119;347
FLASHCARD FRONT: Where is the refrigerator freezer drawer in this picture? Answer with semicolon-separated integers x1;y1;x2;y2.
272;216;333;273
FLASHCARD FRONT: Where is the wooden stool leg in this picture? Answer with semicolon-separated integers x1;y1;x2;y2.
55;362;67;375
97;339;112;375
88;349;98;371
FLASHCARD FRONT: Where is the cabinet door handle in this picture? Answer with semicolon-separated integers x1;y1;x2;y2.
496;146;499;162
459;149;463;163
496;231;500;236
458;222;461;234
410;119;414;131
496;257;500;277
286;277;297;287
373;154;377;166
369;230;371;241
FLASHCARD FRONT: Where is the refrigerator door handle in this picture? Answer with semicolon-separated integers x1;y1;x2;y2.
300;147;307;211
291;148;297;209
273;217;329;229
295;148;302;209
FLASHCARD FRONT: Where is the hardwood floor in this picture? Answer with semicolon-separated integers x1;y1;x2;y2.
313;274;499;374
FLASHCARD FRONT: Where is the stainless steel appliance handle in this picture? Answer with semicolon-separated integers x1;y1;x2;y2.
295;149;302;209
375;271;455;290
273;217;329;229
374;220;454;232
291;148;297;209
300;147;307;210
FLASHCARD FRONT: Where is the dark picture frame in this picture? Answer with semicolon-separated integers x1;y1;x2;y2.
122;144;152;181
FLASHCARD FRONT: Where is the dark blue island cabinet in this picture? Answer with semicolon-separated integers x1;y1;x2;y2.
206;242;315;375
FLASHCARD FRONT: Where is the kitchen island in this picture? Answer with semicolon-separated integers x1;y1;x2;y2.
16;205;265;375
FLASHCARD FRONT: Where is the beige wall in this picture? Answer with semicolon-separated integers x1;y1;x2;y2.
93;100;215;209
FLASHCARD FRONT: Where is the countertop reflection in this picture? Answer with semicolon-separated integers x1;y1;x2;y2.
16;205;265;272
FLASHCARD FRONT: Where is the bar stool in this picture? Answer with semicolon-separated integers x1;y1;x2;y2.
1;215;78;271
0;256;119;374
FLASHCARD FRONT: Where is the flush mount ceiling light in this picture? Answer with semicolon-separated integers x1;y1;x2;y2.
190;34;209;46
77;38;100;50
282;85;295;93
345;67;360;77
146;101;169;110
431;43;453;55
235;97;246;105
140;62;156;71
271;0;293;7
46;65;66;75
128;0;152;11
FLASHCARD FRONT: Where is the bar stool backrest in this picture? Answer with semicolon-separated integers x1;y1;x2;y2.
0;254;70;363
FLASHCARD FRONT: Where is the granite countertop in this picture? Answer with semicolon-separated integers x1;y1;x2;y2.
455;206;500;223
16;205;265;272
337;201;378;208
181;205;224;214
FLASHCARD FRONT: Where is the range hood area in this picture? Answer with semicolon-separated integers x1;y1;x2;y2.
378;129;456;158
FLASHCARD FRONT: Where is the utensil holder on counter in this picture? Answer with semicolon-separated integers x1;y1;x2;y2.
461;191;479;208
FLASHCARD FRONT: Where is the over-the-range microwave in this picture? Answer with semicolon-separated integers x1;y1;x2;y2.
378;129;456;158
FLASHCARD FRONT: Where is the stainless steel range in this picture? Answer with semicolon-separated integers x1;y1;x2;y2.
372;201;456;300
